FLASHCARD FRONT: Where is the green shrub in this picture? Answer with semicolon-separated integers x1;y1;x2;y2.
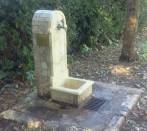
139;0;147;30
0;0;36;74
61;0;125;51
0;0;126;80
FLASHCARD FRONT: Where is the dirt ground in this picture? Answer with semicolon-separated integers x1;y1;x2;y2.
0;29;147;130
69;49;147;131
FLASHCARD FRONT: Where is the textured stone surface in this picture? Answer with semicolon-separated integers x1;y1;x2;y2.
32;10;93;105
0;82;142;131
51;77;93;106
32;10;68;97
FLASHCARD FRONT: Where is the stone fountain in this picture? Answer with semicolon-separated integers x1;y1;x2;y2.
0;10;142;131
32;10;93;106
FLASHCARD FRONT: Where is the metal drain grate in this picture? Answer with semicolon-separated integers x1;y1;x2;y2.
83;97;106;111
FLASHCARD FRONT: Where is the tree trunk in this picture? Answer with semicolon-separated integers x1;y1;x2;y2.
119;0;139;62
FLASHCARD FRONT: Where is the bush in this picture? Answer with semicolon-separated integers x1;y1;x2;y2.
0;0;127;80
61;0;125;52
139;0;147;30
0;0;36;74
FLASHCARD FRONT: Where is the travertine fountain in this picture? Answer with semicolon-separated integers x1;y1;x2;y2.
32;10;93;106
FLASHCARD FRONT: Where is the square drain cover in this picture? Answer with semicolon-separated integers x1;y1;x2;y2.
83;97;106;111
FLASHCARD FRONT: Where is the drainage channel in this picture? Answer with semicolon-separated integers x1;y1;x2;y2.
83;97;106;111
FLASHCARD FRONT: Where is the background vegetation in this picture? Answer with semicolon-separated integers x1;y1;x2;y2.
0;0;146;81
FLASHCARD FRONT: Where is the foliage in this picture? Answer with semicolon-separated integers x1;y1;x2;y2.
139;0;147;30
26;70;34;86
80;44;92;55
139;41;147;61
61;0;125;52
0;0;36;77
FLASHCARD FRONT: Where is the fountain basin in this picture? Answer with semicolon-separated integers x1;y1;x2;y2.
51;77;93;106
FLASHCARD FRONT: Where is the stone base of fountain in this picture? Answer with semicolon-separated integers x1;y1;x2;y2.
0;82;142;131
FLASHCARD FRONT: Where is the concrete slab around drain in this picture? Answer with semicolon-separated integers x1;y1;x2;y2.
0;82;142;131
